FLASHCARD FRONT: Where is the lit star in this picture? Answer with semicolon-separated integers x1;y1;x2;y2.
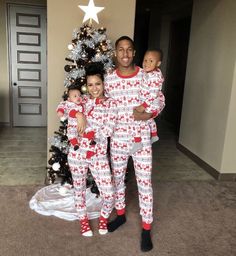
78;0;104;24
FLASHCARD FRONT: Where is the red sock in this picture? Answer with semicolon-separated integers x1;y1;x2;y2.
142;221;151;230
151;132;157;137
117;208;125;216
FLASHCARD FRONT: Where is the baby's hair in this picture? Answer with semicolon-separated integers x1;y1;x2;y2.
85;62;105;82
67;84;82;94
115;36;135;49
62;85;82;101
146;49;163;61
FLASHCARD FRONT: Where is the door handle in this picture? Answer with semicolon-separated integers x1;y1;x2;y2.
13;82;17;86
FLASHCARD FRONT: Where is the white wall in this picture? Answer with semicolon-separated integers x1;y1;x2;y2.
179;0;236;174
221;61;236;173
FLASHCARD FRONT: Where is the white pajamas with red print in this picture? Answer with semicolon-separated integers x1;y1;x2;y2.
105;66;165;224
56;100;72;120
135;68;165;140
67;97;117;220
66;101;84;148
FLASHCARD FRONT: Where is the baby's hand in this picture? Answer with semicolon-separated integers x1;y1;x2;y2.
135;105;145;113
76;112;86;135
57;111;64;118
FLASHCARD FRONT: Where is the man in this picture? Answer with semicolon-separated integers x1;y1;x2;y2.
104;36;165;252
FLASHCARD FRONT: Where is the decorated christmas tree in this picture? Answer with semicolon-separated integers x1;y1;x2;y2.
45;0;114;193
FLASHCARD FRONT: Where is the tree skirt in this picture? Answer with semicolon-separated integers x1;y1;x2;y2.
29;184;102;221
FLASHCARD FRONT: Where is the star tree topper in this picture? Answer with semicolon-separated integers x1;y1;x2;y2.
78;0;104;24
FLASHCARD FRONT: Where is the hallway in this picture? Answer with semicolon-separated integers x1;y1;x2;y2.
0;119;213;186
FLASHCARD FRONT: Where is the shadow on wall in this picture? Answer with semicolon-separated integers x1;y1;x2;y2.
0;92;10;126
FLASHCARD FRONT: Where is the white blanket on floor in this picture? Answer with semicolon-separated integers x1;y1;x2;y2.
29;184;102;221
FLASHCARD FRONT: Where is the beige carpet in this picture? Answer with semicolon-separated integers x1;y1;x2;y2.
1;180;236;256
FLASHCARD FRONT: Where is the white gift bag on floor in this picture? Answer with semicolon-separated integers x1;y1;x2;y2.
29;184;102;221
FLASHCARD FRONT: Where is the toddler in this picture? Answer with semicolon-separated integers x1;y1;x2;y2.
131;49;165;153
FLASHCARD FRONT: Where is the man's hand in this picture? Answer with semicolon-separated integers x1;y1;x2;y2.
134;105;145;113
133;109;152;121
76;112;86;135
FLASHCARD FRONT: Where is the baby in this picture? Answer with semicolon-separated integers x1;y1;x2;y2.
57;87;96;158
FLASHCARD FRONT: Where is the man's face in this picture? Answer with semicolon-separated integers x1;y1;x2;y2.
115;39;135;68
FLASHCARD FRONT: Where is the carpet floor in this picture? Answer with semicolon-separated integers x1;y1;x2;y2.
1;179;236;256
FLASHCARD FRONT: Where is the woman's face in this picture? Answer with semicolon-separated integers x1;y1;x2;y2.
87;75;104;99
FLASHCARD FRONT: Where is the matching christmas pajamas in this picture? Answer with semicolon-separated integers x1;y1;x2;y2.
136;68;165;141
105;66;165;225
67;97;117;220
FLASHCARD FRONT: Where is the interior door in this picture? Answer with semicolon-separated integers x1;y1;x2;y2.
8;4;47;126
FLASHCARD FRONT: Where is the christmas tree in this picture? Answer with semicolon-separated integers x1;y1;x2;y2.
45;10;114;192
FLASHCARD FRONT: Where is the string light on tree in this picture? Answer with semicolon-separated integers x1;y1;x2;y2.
78;0;104;24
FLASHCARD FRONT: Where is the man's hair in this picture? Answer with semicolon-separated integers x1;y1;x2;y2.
115;36;135;49
146;49;163;61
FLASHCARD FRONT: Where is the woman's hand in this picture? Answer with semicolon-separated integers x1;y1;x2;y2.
76;112;86;135
133;109;152;121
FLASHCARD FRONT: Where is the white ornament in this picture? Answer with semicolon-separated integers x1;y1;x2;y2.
60;116;67;122
52;162;60;171
68;44;74;50
78;0;104;24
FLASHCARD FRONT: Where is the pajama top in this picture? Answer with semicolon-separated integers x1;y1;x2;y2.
140;68;165;114
104;66;165;142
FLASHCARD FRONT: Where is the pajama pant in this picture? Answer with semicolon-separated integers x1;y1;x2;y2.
133;119;158;142
68;148;114;220
110;123;153;224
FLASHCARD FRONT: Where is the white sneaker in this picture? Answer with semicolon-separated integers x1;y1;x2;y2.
98;229;108;235
82;230;93;237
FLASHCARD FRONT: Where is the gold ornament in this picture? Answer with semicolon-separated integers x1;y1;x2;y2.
81;85;87;93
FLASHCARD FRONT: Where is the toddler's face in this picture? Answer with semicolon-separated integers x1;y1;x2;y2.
142;51;161;72
68;89;82;104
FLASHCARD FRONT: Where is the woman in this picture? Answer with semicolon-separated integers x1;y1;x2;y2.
67;62;117;237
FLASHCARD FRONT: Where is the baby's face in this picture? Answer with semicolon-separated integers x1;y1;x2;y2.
68;89;82;104
142;51;161;72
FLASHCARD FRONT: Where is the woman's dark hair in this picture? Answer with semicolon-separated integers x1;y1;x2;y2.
115;36;135;49
85;62;105;82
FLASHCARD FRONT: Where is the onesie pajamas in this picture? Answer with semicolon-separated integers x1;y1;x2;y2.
134;68;165;146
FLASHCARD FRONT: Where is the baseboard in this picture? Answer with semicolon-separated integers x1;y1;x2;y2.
0;122;10;127
176;143;236;181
